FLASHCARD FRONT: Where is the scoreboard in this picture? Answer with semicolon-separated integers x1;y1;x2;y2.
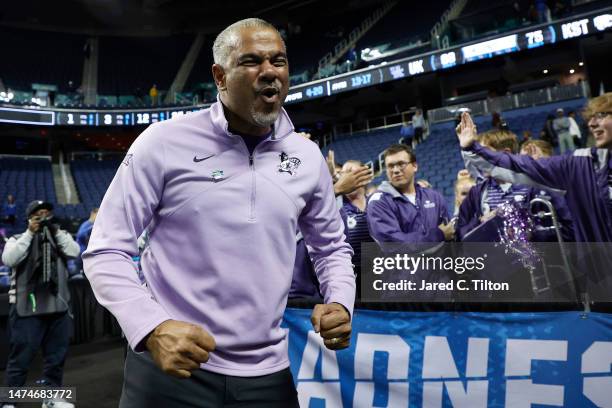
285;8;612;104
52;107;201;127
0;107;54;126
0;105;204;127
0;8;610;127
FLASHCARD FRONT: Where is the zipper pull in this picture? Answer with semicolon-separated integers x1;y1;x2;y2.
249;155;254;166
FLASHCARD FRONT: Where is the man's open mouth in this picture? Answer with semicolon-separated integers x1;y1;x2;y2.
259;87;280;103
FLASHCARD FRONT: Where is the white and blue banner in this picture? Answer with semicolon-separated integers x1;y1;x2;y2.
283;309;612;407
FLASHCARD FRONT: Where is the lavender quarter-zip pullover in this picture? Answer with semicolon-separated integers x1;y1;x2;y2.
83;101;355;376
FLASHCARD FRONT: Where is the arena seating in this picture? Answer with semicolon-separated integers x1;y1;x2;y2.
495;97;587;135
0;157;57;234
355;1;449;62
330;97;587;211
186;6;381;90
0;97;588;235
321;126;404;165
98;35;193;96
286;5;381;75
184;38;215;94
70;158;121;212
0;27;85;93
52;203;90;223
0;156;97;233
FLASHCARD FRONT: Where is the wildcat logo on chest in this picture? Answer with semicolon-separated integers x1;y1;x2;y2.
278;152;301;176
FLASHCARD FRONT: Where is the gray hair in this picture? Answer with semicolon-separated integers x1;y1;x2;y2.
212;18;283;68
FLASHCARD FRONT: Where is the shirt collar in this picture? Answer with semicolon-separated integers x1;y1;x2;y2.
210;95;295;141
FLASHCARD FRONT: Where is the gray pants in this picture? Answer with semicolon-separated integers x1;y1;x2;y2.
558;132;575;154
119;349;300;408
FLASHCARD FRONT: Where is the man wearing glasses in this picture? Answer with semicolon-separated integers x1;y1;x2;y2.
366;144;454;300
367;144;454;244
456;93;612;300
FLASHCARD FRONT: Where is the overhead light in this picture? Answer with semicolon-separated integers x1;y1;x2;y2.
543;69;548;74
569;69;575;74
579;62;584;66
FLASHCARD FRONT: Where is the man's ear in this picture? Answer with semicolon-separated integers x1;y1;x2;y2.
212;64;226;91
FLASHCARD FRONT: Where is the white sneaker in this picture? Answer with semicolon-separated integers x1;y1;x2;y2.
42;400;75;408
1;404;17;408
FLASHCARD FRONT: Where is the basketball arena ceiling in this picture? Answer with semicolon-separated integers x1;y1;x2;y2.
0;0;393;36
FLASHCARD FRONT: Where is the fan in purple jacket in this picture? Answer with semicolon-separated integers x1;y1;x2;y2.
456;96;612;299
82;18;355;404
367;144;454;246
366;144;454;298
338;160;374;279
457;106;612;242
457;178;536;241
519;139;575;243
457;130;574;242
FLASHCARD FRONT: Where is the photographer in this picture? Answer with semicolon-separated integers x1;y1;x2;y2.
1;200;79;400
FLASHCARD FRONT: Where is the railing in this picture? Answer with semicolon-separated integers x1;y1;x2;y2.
70;151;125;161
0;154;51;161
316;1;397;75
427;82;590;123
430;0;469;49
332;110;416;138
58;150;73;204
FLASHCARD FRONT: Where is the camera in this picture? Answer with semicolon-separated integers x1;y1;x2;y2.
39;216;54;229
32;215;56;234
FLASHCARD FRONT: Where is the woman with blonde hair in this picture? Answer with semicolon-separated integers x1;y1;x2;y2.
454;172;475;216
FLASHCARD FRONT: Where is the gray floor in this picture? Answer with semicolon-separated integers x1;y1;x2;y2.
1;337;125;408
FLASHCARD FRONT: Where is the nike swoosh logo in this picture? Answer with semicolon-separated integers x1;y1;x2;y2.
193;154;214;163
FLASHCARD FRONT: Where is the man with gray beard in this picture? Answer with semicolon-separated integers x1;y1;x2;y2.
83;18;355;407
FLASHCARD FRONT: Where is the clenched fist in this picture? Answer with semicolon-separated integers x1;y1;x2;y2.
145;320;216;378
311;303;352;350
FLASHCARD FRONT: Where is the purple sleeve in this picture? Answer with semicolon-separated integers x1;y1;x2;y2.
438;193;450;223
468;142;570;190
457;186;481;241
289;238;319;299
367;197;444;243
339;206;349;234
82;125;172;352
298;159;356;317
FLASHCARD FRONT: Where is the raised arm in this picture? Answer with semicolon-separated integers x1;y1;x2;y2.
457;112;570;191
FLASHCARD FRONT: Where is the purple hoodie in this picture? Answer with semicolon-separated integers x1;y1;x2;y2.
465;143;612;242
457;178;575;242
83;101;355;376
367;181;449;243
